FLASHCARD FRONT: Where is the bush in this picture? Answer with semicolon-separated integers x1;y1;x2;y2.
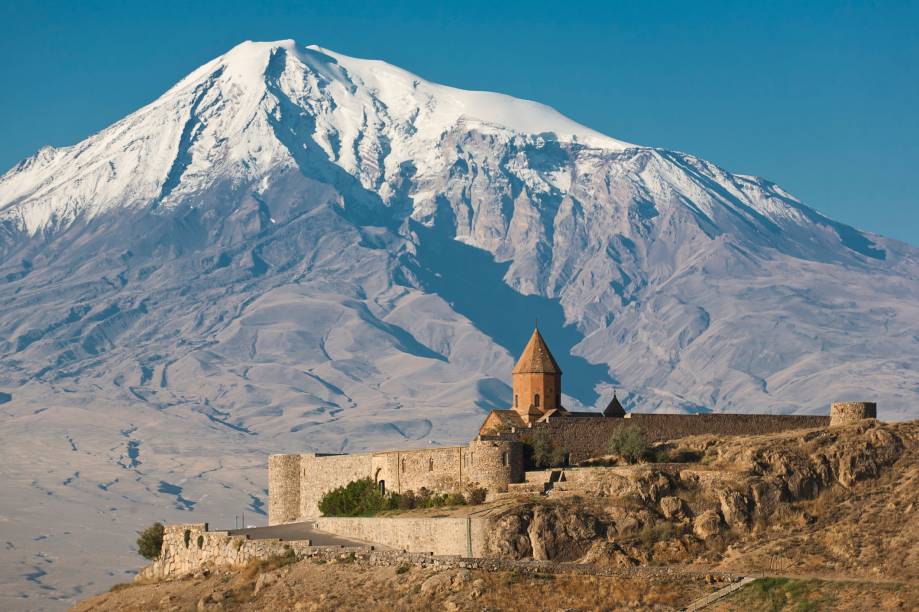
397;490;417;510
465;487;487;505
318;479;471;516
137;522;165;560
608;425;648;464
319;478;388;516
523;431;568;468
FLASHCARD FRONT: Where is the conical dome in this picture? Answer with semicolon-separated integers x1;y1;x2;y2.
603;393;626;417
512;329;562;375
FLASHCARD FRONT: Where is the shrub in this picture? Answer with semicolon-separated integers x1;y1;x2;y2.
397;490;417;510
137;522;165;560
396;564;410;574
465;487;487;505
523;431;568;468
445;493;467;506
608;425;648;464
318;478;387;516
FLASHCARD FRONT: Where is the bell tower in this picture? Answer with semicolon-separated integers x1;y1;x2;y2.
512;327;563;424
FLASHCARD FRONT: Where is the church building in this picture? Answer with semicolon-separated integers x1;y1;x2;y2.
478;327;624;435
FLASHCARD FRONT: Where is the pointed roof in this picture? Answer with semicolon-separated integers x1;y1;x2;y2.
603;393;626;417
512;328;562;375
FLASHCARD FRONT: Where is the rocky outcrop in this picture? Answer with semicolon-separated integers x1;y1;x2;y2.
485;422;912;566
488;504;606;562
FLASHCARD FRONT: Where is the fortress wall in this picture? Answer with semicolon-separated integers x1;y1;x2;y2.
496;414;830;463
141;523;315;580
467;438;522;492
372;446;468;495
314;516;489;557
299;453;374;520
268;454;302;526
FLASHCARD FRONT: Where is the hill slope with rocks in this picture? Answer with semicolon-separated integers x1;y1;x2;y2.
74;420;918;611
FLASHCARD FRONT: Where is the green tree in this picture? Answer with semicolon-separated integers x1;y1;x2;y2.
526;430;568;468
136;522;165;560
608;425;648;464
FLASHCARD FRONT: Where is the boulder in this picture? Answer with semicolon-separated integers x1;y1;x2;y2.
718;490;750;528
659;496;685;519
420;573;453;595
693;510;722;540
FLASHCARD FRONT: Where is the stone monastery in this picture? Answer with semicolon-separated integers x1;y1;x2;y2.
268;328;877;525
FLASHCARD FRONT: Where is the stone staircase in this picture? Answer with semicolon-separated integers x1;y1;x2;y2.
504;469;566;496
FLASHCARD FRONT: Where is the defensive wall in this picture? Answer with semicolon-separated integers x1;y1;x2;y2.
315;516;489;557
270;438;520;524
270;404;877;525
139;523;316;581
488;413;832;463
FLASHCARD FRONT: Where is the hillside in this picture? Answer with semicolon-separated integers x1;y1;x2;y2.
73;420;919;610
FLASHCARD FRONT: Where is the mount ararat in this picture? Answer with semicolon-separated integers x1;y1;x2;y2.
0;40;917;607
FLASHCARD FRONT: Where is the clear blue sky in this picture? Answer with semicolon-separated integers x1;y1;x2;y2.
1;1;917;245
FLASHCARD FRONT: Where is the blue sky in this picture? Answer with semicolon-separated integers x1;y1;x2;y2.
1;1;916;245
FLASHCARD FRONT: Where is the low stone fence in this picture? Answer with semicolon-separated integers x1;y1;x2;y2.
138;523;315;581
314;516;489;557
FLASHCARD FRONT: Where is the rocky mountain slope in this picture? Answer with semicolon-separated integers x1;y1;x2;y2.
1;40;918;607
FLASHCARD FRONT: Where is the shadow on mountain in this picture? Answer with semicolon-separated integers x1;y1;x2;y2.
409;222;611;409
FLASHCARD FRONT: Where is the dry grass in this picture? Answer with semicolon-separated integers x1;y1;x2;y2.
75;559;713;611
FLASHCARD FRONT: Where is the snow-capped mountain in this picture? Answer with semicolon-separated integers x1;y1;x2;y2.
1;40;917;607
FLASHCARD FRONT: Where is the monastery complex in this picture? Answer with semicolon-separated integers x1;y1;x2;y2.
268;328;878;525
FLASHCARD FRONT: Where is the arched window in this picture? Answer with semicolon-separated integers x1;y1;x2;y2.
534;393;540;408
401;457;406;473
428;457;434;472
514;394;518;407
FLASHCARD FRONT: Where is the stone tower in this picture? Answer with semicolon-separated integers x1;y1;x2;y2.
512;328;562;424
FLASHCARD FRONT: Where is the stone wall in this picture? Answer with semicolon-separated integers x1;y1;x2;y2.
268;455;301;525
371;446;468;496
492;413;831;463
140;523;315;581
830;402;877;426
273;442;526;523
315;516;489;557
298;453;374;521
467;439;522;491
